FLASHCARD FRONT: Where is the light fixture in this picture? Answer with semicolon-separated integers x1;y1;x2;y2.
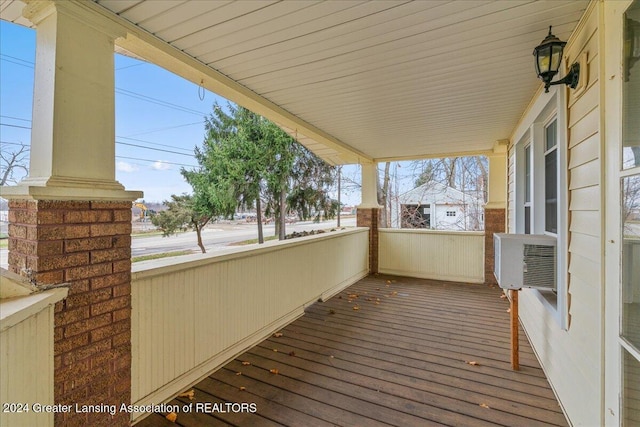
533;26;580;93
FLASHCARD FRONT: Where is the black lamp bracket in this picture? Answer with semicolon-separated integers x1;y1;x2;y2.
545;62;580;93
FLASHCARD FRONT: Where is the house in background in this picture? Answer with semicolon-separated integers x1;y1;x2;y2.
391;182;484;230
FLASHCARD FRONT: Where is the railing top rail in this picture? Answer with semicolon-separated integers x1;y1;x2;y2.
132;227;368;280
379;228;485;237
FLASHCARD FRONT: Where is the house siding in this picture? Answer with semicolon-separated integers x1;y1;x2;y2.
509;3;603;425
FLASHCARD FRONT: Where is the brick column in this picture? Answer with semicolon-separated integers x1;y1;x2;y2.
8;200;133;426
357;207;382;273
484;208;506;285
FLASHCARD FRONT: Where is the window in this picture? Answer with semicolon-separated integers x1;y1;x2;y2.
622;3;640;422
545;120;558;234
524;144;532;234
513;87;567;329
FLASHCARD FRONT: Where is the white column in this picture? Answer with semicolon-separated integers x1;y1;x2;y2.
358;162;381;208
486;140;508;210
2;1;141;201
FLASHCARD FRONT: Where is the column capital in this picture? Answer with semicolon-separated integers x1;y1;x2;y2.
23;0;127;39
490;139;509;156
357;162;382;209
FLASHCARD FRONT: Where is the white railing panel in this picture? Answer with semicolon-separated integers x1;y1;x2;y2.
379;229;484;283
0;286;67;427
131;228;369;415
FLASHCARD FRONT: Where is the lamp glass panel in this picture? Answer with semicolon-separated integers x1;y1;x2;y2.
550;45;563;73
537;45;551;73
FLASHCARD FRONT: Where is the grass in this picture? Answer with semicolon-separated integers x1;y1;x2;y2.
230;235;279;246
131;230;166;238
0;239;7;249
132;250;193;263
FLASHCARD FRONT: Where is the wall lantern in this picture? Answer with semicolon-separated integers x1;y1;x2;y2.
533;26;580;93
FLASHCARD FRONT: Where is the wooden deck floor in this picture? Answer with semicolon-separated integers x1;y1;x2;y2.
137;275;567;427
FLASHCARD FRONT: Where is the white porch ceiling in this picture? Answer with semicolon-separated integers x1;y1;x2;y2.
1;0;589;164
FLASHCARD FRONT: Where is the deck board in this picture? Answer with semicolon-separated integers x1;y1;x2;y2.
135;275;568;427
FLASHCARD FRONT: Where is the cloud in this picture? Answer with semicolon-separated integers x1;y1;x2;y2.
151;160;171;171
117;161;139;173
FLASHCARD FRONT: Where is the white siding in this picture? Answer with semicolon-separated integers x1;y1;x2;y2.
130;229;369;420
378;229;484;283
509;3;604;425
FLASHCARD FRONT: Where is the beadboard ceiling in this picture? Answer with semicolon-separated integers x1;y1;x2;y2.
1;0;589;164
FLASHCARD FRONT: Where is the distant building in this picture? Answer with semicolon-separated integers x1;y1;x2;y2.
390;182;484;231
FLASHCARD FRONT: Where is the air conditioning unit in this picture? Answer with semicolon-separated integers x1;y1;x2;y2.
494;233;556;290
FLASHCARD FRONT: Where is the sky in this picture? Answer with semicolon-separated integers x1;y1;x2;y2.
0;20;374;207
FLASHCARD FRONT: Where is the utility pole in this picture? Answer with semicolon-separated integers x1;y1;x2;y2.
337;166;342;227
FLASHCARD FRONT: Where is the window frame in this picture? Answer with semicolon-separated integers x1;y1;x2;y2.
513;86;569;330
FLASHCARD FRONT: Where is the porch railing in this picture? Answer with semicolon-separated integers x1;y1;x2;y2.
130;228;369;420
378;228;485;283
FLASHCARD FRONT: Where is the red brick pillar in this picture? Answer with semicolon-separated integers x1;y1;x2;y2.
484;208;506;285
8;200;133;426
357;207;382;273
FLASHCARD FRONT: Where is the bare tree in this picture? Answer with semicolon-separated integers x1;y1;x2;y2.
377;162;391;227
0;143;29;186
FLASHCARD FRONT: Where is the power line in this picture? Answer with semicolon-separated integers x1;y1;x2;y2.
116;155;197;168
0;116;195;153
115;88;207;117
0;123;31;130
0;115;31;122
116;62;146;71
118;136;193;153
116;140;194;157
0;121;196;156
1;54;210;117
123;121;203;137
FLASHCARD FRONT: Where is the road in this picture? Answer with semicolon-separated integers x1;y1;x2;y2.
0;217;356;268
132;217;355;257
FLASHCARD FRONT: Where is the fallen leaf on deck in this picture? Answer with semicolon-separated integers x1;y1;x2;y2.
329;309;336;315
480;403;490;409
392;291;398;295
507;308;511;313
338;296;342;299
353;305;360;310
466;361;480;366
375;301;380;305
235;372;242;376
386;280;391;284
270;368;279;374
241;361;251;366
273;349;278;352
348;294;359;299
239;387;246;391
500;294;507;299
178;389;195;400
273;332;283;338
288;351;296;356
166;412;178;422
